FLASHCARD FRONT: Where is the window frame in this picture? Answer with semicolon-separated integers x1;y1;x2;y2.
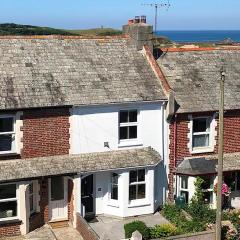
110;173;119;201
179;175;189;204
129;169;146;202
201;176;214;205
29;181;38;215
190;116;214;154
119;109;139;143
0;115;16;155
0;183;18;221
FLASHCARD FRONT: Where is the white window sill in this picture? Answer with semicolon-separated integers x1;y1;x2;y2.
0;217;19;222
190;147;214;154
118;140;143;148
128;200;150;208
0;151;18;156
107;200;119;208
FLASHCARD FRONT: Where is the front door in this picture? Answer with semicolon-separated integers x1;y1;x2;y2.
49;176;68;221
81;174;94;220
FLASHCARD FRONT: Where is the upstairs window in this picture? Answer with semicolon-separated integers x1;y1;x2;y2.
119;110;138;141
110;173;119;200
0;116;15;153
129;169;146;201
192;118;211;149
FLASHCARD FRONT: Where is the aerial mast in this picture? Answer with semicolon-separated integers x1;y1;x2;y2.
142;2;170;32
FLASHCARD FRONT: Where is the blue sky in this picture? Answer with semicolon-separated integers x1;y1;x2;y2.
1;0;240;30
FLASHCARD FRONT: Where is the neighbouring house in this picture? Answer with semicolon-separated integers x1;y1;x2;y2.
157;46;240;208
0;19;170;237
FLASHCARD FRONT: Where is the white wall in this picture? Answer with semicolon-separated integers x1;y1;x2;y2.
94;167;155;218
70;101;167;217
70;102;163;154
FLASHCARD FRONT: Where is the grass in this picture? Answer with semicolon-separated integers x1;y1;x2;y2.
0;23;122;36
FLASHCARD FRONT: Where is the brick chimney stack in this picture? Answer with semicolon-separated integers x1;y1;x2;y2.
123;16;153;52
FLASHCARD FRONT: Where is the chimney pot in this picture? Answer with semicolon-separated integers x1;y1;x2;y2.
140;16;147;24
134;16;140;24
128;19;134;25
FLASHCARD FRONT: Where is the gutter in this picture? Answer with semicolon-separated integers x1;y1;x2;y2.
142;45;176;121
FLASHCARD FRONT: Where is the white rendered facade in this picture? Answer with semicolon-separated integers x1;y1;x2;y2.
70;101;168;218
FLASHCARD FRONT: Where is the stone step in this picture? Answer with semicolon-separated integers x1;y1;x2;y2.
49;221;69;229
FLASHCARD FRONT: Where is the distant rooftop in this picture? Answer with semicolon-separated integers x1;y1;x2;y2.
157;46;240;113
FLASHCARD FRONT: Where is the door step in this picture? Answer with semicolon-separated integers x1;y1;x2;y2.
49;220;69;229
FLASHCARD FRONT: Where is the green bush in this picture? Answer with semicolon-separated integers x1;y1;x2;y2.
162;204;186;226
149;224;179;238
124;221;149;239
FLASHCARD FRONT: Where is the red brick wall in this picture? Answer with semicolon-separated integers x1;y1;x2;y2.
168;110;240;199
22;107;70;158
68;179;74;224
76;213;99;240
0;222;21;237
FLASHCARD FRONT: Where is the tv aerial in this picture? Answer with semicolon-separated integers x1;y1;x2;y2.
142;1;171;32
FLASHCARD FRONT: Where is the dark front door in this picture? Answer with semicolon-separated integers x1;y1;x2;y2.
81;174;94;219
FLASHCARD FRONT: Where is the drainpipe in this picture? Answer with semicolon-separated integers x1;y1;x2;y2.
173;114;177;168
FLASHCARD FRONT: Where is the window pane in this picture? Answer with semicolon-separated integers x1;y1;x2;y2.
129;110;137;122
29;195;34;212
0;118;13;133
138;170;145;182
137;184;146;199
193;134;209;148
112;173;118;184
120;127;128;140
130;171;137;183
111;185;118;200
193;118;210;133
29;183;33;194
181;176;188;189
237;172;240;191
0;184;16;200
0;201;17;219
202;176;213;190
51;177;64;201
0;135;12;152
203;191;213;204
120;111;128;123
180;191;189;203
129;185;136;200
129;126;137;139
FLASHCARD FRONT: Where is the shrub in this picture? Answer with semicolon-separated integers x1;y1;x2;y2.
124;220;149;239
162;204;186;226
149;224;179;238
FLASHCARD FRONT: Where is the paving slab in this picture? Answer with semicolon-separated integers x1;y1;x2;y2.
89;212;169;240
52;227;83;240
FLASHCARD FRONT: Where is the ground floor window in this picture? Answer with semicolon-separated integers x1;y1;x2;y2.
224;171;240;191
29;181;38;214
110;173;119;200
129;169;146;201
179;175;189;203
0;183;17;219
201;175;214;204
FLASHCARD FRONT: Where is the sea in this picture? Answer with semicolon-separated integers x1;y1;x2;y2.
155;30;240;43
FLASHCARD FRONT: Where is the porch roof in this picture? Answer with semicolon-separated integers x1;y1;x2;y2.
0;147;161;182
176;152;240;176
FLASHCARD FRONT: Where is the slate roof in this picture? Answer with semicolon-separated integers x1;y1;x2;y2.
176;152;240;175
157;49;240;113
0;36;166;110
0;147;161;182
